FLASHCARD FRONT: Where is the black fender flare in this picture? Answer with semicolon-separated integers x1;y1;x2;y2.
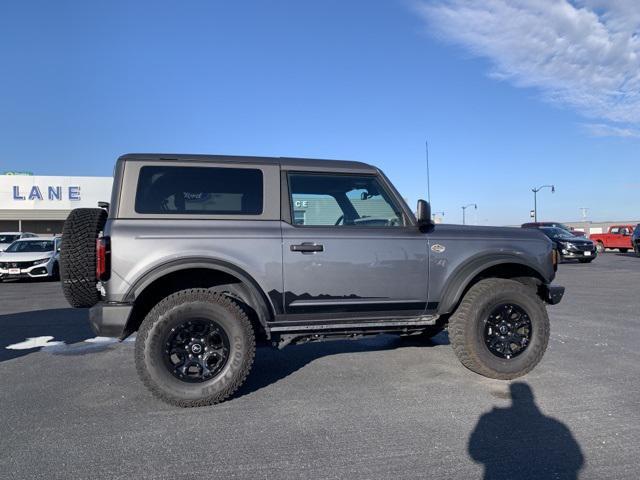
437;253;548;315
123;257;276;329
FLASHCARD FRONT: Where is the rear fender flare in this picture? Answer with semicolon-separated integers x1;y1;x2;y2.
123;257;275;328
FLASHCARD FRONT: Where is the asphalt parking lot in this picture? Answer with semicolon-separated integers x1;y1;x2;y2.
1;253;639;479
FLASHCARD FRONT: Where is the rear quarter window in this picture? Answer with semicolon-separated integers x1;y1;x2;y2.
135;166;263;215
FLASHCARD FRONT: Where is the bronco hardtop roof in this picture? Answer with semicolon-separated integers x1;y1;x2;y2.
118;153;377;173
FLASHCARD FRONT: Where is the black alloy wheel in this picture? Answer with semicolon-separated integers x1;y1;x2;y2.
164;318;230;383
483;303;532;360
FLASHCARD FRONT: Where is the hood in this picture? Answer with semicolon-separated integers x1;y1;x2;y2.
0;251;55;262
0;243;11;251
555;235;592;244
433;224;552;243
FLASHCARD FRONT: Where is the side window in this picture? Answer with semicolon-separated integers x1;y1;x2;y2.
135;166;263;215
288;173;406;227
611;227;620;234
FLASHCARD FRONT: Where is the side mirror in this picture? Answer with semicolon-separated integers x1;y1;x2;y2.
416;199;433;228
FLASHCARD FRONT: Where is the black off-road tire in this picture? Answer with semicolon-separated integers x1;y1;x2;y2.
596;242;605;253
51;262;60;281
619;248;628;253
448;278;550;380
135;289;255;407
60;208;108;308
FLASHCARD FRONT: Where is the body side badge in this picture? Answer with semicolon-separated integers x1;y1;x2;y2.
431;244;446;253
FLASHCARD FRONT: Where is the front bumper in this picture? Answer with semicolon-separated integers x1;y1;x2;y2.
559;247;597;260
545;285;565;305
0;261;55;279
89;302;133;338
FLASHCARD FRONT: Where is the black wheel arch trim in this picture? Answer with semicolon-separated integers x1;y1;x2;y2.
123;257;277;329
437;253;551;315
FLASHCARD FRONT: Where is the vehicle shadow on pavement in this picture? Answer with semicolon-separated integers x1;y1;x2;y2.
615;253;639;258
468;382;584;480
0;308;94;362
236;332;448;399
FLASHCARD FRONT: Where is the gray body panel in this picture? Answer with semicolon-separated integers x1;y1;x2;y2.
426;224;554;313
97;153;557;338
104;219;284;309
281;223;430;321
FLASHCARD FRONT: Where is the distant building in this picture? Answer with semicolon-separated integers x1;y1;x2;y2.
0;175;113;235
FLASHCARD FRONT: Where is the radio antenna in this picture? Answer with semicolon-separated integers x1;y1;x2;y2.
425;139;431;204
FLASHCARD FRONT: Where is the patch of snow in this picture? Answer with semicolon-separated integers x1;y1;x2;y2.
6;336;65;350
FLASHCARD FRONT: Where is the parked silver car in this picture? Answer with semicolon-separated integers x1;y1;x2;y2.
0;237;61;281
0;232;38;252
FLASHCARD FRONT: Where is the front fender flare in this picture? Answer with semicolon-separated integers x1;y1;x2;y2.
437;253;548;315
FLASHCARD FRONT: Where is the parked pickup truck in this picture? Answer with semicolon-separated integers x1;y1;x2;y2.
589;225;635;253
59;153;564;407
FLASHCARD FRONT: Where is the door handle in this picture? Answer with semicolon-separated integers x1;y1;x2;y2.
290;243;324;253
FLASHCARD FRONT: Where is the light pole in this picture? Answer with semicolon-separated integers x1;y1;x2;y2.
462;203;477;225
432;211;445;222
531;185;555;222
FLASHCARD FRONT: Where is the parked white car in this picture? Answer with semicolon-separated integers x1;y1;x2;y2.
0;237;61;281
0;232;38;252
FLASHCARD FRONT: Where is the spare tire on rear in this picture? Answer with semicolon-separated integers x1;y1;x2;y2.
60;208;108;308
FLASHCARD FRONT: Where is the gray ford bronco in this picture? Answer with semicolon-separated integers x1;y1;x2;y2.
60;154;564;407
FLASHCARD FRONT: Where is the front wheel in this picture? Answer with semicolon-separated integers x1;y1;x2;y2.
448;279;549;380
51;262;60;281
135;289;255;407
596;242;605;253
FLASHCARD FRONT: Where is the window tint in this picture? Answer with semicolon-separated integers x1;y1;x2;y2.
135;166;263;215
0;234;19;244
611;227;620;234
288;173;405;227
5;240;54;253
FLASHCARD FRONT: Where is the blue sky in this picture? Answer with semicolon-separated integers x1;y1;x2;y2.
0;0;638;225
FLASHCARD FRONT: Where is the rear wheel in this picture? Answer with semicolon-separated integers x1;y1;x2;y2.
619;248;628;253
59;208;107;307
135;289;255;407
448;278;549;380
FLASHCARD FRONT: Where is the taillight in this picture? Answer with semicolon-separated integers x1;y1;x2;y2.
96;237;111;281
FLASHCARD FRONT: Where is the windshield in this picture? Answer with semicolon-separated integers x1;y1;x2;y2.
540;227;572;239
0;234;20;244
5;240;54;253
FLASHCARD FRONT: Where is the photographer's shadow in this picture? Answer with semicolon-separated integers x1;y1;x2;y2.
469;382;584;480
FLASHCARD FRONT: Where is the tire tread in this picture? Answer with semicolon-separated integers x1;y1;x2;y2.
135;288;256;407
448;278;549;380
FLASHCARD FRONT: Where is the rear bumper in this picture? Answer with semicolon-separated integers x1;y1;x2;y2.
544;285;565;305
89;302;133;338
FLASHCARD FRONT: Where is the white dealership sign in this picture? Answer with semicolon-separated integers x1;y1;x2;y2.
0;175;113;210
